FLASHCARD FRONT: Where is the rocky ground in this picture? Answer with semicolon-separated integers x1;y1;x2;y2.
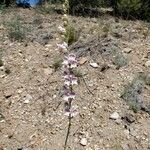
0;6;150;150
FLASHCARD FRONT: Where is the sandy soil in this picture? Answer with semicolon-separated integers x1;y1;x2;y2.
0;6;150;150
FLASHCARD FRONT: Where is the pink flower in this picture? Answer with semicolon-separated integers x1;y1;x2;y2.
57;42;68;52
64;74;78;86
62;53;77;68
64;104;78;117
63;91;75;101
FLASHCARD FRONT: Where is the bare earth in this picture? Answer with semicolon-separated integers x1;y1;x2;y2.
0;7;150;150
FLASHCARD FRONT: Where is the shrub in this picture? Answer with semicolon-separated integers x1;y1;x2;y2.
121;72;150;113
64;24;79;45
52;57;62;71
45;0;64;4
0;3;6;13
68;0;110;15
113;0;150;21
6;16;26;42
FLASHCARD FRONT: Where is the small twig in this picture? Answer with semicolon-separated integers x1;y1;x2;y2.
53;101;62;111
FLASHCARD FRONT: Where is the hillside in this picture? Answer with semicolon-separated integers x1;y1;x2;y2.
0;6;150;150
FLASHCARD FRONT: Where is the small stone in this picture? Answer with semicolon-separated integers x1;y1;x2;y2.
53;95;57;99
122;114;135;124
129;128;137;137
142;53;149;60
91;18;97;23
110;112;119;120
90;62;99;68
24;99;30;104
0;112;5;122
43;68;53;76
17;89;23;94
4;91;12;99
0;25;5;30
121;143;130;150
100;64;109;72
123;48;132;53
115;119;122;125
45;44;52;47
0;66;4;71
79;57;88;65
9;43;14;47
145;60;150;67
124;129;130;138
80;138;87;146
24;94;32;104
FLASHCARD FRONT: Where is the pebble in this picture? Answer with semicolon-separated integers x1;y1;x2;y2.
110;112;119;120
90;62;99;68
115;119;122;125
80;138;87;146
45;44;52;47
0;25;5;30
124;129;130;139
53;95;57;99
43;68;53;76
145;60;150;67
91;18;97;23
0;66;4;71
9;43;14;47
79;57;88;65
129;128;137;137
123;48;132;53
121;143;130;150
122;114;135;124
23;94;32;104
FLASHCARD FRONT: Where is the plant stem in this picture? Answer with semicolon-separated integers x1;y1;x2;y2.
64;116;72;150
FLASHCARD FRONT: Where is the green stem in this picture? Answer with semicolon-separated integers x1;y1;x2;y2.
64;116;72;150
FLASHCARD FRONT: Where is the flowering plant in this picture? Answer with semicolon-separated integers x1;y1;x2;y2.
62;53;78;117
56;0;79;149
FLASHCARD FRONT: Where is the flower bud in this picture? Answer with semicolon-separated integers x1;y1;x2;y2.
63;21;68;27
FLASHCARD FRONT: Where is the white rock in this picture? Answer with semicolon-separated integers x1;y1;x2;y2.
53;95;57;99
0;66;4;71
24;99;30;104
110;112;119;120
80;138;87;146
145;60;150;67
24;94;32;104
45;44;52;47
90;62;99;68
121;143;130;150
43;68;53;76
9;43;14;47
123;48;132;53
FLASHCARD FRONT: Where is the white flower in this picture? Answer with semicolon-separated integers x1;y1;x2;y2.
64;105;78;117
62;53;77;68
63;92;75;101
57;42;68;52
64;74;78;86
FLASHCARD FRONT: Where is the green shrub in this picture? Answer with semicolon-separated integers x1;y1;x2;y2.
52;57;62;71
121;72;150;113
68;0;110;15
36;4;54;14
113;0;150;21
6;16;26;42
0;3;6;13
45;0;64;4
64;24;79;45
